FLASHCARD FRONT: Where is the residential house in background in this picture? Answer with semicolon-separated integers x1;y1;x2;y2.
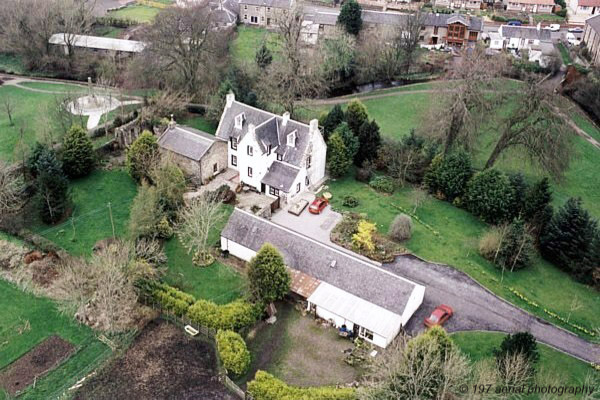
495;24;556;67
239;0;293;27
583;14;600;64
568;0;600;24
221;209;426;348
505;0;554;13
432;0;482;10
215;94;327;206
157;123;228;185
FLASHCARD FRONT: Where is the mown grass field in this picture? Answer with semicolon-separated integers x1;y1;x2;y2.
180;114;217;134
27;169;138;256
452;331;594;391
0;279;110;400
325;174;600;338
18;81;88;93
107;4;161;23
230;26;281;66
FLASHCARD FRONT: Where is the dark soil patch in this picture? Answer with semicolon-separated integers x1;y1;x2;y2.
73;319;237;400
0;335;75;396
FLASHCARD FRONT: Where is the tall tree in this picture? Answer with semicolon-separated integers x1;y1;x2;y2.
523;177;553;237
247;243;291;305
507;173;528;219
36;149;69;224
142;4;230;98
355;120;381;166
485;80;572;180
321;104;345;141
327;132;352;177
465;168;514;225
396;10;426;75
540;197;597;281
255;41;273;70
496;219;536;271
346;99;368;135
62;125;95;178
126;131;159;183
319;27;356;87
0;161;25;219
424;151;473;202
337;0;362;36
334;122;359;162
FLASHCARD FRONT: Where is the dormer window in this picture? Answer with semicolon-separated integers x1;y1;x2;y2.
287;131;296;147
306;155;311;168
235;113;245;129
267;144;272;155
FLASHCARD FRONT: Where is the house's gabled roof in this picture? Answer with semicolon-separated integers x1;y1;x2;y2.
579;0;600;6
49;34;146;53
586;14;600;33
500;25;552;41
221;209;420;316
425;13;483;31
261;161;300;192
216;100;311;168
239;0;292;8
511;0;554;5
158;124;222;161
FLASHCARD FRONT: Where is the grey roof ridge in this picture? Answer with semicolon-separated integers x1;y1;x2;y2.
231;100;312;130
176;124;225;142
227;208;420;288
272;159;301;171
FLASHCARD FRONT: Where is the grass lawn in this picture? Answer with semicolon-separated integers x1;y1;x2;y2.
0;279;110;399
107;4;161;23
18;81;88;93
452;331;594;390
180;114;217;134
92;25;126;38
533;14;565;22
0;53;26;75
557;43;572;65
27;169;138;256
230;26;281;66
163;205;246;303
325;175;600;338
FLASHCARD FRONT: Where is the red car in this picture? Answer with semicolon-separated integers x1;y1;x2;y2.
424;304;454;328
309;197;329;214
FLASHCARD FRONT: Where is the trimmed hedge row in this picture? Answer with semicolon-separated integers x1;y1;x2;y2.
151;282;195;316
247;371;356;400
216;330;251;375
187;299;260;332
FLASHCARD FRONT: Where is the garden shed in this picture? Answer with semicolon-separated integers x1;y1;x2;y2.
220;209;425;348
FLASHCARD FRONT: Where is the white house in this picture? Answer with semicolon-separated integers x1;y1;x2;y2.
215;94;327;205
504;0;554;13
568;0;600;24
497;25;556;67
220;209;426;348
583;14;600;64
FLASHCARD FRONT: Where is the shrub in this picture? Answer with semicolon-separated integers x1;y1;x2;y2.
327;132;352;178
355;167;372;182
369;176;395;194
216;330;251;376
151;158;186;215
389;214;413;241
155;216;174;239
494;332;539;367
36;149;70;224
247;371;356;400
338;0;363;36
334;123;359;162
128;183;163;239
187;299;259;332
479;227;502;261
62;125;95;178
355;120;381;166
465;169;514;225
495;219;535;271
424;151;472;201
322;104;345;141
152;283;195;316
126;131;158;182
342;195;359;208
352;219;376;252
247;244;290;304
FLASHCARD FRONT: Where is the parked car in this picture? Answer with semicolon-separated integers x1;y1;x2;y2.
424;304;454;328
548;24;561;32
568;27;584;33
567;33;582;46
309;197;329;214
507;20;522;26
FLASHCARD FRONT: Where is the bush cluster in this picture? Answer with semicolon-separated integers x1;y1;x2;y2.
369;176;395;194
342;195;359;208
389;214;413;242
187;299;259;332
216;330;251;376
247;371;356;400
151;282;195;316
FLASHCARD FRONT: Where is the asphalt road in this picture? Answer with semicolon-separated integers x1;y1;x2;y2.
390;255;600;364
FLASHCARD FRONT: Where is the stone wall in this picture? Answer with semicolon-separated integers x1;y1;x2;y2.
199;141;228;184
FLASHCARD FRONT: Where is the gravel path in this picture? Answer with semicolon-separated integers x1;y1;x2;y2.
391;255;600;364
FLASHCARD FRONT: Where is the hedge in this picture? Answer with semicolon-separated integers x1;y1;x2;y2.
187;299;259;332
216;330;251;376
247;371;356;400
151;283;195;316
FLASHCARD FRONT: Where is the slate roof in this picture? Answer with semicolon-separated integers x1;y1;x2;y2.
500;25;552;40
511;0;554;5
239;0;292;8
586;14;600;33
221;209;419;316
216;101;311;168
579;0;600;6
261;161;300;192
49;34;145;53
310;11;483;32
158;124;222;161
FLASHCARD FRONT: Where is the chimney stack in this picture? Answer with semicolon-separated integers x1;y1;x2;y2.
248;123;255;136
169;114;176;129
226;92;235;108
282;111;290;127
309;119;318;135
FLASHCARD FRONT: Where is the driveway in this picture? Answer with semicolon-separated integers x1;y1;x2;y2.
389;255;600;364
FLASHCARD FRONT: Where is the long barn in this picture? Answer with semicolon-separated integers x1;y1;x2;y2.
220;208;425;348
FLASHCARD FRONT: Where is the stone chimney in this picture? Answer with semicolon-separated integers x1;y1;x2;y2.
536;22;541;31
248;123;255;136
226;92;235;108
169;114;176;129
282;111;290;127
309;119;319;136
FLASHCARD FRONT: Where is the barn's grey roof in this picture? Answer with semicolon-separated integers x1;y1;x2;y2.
216;100;310;168
500;25;552;41
49;34;146;52
586;14;600;33
261;161;300;192
239;0;291;8
158;124;222;161
221;209;419;316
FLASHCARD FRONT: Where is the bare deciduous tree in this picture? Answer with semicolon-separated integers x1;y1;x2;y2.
485;79;572;180
3;97;14;126
396;10;426;75
176;192;227;266
496;352;533;399
0;161;25;218
142;3;231;99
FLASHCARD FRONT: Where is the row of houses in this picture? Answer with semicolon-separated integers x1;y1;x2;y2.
489;24;556;66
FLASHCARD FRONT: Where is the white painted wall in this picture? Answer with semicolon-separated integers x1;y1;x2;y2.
221;237;257;261
401;284;426;328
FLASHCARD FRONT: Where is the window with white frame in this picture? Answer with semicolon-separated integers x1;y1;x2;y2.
277;153;283;161
247;145;253;156
269;187;279;196
248;167;253;177
359;326;374;340
287;131;296;147
213;163;218;173
235;113;245;129
231;155;237;166
267;144;272;155
305;176;309;186
306;155;311;168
